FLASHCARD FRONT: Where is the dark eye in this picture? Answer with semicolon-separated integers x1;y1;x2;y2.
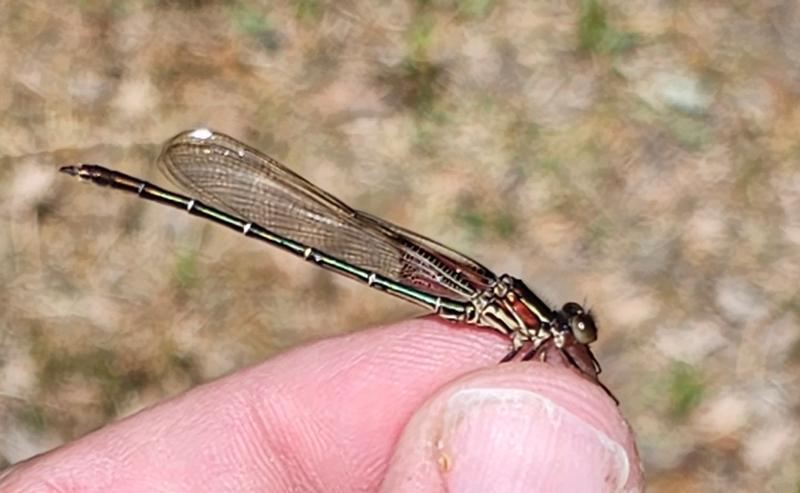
570;313;597;344
562;302;583;316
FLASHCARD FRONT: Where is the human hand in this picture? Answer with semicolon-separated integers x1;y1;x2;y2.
0;318;643;492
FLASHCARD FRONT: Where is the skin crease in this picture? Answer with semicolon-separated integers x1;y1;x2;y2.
0;317;644;492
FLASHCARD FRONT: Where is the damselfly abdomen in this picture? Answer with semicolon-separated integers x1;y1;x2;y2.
60;128;608;395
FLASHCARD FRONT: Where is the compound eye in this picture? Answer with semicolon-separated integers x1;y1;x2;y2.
562;302;583;316
570;313;597;344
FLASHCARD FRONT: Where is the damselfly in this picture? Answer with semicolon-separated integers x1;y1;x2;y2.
60;128;607;393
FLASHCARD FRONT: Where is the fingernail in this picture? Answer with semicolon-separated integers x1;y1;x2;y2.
436;387;631;493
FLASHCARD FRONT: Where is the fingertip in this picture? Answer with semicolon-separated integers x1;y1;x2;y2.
0;317;513;492
381;363;644;493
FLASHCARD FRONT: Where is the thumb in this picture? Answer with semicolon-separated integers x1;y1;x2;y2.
381;362;644;493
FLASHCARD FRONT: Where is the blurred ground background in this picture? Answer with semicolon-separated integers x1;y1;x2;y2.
0;0;798;491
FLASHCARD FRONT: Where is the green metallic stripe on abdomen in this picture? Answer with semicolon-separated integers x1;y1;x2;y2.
246;223;309;256
311;253;371;281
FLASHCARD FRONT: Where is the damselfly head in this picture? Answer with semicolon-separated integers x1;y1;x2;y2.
561;301;597;344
